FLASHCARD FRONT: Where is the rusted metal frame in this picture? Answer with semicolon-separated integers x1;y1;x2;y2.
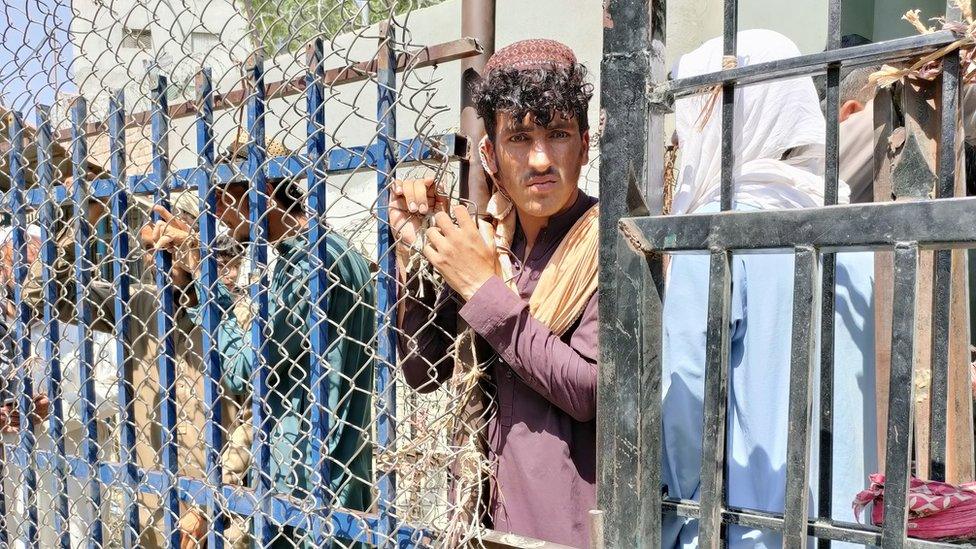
652;30;960;107
881;243;921;548
718;0;737;213
481;529;580;549
696;249;733;549
783;247;821;548
701;4;737;544
55;37;483;142
873;87;897;473
459;0;495;213
618;197;976;254
662;499;910;546
818;2;842;544
454;1;495;534
598;0;665;547
930;0;974;484
873;66;974;487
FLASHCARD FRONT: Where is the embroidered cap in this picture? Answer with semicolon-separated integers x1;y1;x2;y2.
483;39;577;76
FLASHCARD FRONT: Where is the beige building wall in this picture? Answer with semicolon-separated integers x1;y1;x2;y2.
63;0;965;244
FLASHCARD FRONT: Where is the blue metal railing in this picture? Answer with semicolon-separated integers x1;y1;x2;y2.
0;33;466;547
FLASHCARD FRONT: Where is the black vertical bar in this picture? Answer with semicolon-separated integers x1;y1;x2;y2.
36;105;71;549
71;97;104;549
929;0;962;482
151;74;182;547
9;109;39;549
640;2;667;542
108;90;140;549
818;2;842;545
194;68;226;549
698;249;733;549
719;0;738;212
783;247;821;548
881;243;919;549
598;0;661;546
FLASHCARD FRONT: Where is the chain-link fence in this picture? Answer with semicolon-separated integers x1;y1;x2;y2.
0;1;584;546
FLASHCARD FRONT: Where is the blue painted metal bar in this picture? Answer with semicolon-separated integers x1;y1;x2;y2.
9;109;40;549
36;105;71;549
0;400;6;549
247;57;275;547
195;68;226;549
0;368;6;549
108;90;141;548
305;37;335;544
5;447;430;546
374;22;399;546
4;133;466;208
151;74;182;547
70;97;105;548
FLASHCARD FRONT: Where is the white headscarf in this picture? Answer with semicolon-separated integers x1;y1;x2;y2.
672;29;850;215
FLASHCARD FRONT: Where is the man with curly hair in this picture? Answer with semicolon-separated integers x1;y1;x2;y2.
392;39;599;544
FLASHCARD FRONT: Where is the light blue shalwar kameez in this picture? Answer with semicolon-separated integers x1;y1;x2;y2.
661;201;878;548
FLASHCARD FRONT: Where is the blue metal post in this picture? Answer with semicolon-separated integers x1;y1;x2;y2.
0;364;6;549
0;391;5;549
36;105;71;549
70;97;105;548
151;74;182;547
305;38;334;544
9;109;40;549
375;22;398;545
108;90;141;548
247;56;275;547
195;68;226;549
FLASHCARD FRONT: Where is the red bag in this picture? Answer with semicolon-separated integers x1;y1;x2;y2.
853;473;976;541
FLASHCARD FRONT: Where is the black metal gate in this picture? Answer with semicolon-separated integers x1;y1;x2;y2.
598;1;976;547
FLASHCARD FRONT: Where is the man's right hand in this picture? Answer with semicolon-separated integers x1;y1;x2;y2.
389;178;447;250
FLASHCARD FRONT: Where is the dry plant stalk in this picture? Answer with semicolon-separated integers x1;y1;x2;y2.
870;2;976;89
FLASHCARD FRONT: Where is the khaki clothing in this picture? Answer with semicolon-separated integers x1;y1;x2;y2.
22;235;239;547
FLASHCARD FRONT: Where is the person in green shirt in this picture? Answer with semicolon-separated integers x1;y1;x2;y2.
146;177;375;548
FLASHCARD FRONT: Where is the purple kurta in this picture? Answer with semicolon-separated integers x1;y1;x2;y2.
398;193;599;547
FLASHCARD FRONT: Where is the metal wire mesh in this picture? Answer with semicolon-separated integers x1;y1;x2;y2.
0;1;600;546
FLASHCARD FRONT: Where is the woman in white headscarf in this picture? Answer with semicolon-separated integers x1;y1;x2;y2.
661;29;877;548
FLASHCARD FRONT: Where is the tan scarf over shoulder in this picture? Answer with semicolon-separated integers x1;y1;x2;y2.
484;191;599;335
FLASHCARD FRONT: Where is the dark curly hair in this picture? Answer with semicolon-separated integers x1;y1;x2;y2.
472;63;594;141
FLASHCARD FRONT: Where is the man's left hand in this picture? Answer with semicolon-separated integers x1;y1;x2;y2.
422;205;498;301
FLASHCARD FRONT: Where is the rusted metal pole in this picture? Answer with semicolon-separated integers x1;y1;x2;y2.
459;0;495;214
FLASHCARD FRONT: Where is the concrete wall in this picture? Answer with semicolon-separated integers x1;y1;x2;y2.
872;0;952;42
